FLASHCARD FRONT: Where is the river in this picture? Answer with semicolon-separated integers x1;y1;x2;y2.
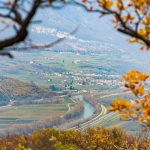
73;95;95;118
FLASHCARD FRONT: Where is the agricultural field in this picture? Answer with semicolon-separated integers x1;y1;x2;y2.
0;103;69;131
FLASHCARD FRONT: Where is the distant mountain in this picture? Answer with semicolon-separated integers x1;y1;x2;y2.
30;24;149;73
28;5;150;70
30;6;122;47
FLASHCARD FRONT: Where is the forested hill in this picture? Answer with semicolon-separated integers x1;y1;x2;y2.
0;77;57;102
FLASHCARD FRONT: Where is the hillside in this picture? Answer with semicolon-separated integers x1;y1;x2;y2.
0;77;57;102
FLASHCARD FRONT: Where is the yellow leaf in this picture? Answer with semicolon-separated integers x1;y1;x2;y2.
129;38;138;43
105;1;113;9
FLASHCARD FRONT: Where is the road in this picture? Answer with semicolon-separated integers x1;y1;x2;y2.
68;104;109;130
67;90;128;130
67;103;71;112
77;112;116;130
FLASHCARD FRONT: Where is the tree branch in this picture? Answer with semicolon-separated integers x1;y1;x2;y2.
0;0;42;50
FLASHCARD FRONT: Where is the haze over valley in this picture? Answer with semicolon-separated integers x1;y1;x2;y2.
0;6;149;135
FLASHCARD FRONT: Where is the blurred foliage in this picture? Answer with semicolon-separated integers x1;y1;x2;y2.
110;70;150;128
0;127;150;150
82;0;150;50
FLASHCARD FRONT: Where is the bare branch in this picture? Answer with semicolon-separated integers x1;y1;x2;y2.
0;0;42;50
